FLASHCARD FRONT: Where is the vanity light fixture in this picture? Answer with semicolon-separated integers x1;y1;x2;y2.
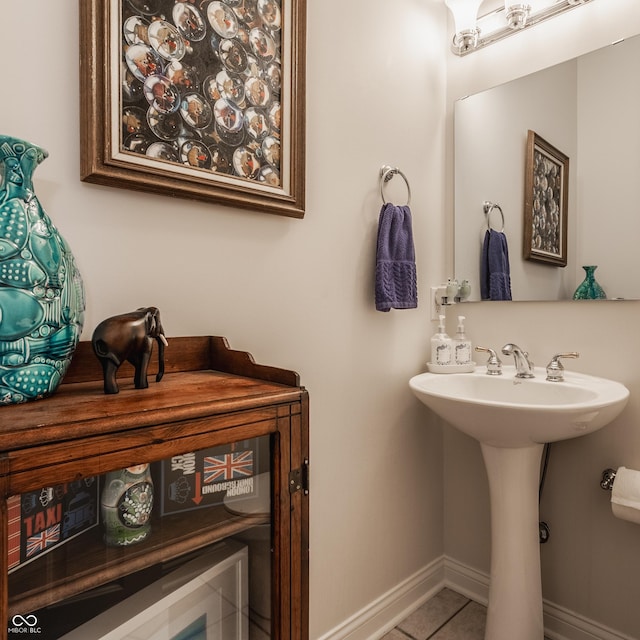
445;0;593;56
444;0;483;53
505;2;530;30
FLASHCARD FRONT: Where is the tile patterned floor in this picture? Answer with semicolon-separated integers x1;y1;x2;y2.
381;589;485;640
381;588;551;640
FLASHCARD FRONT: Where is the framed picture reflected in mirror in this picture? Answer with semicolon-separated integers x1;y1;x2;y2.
523;130;569;266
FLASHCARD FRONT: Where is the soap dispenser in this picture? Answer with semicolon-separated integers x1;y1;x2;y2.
454;315;472;365
430;315;452;367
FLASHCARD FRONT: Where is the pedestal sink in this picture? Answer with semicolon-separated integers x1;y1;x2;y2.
409;366;629;640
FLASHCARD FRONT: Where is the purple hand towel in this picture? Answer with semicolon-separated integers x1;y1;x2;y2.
480;229;512;301
375;203;418;312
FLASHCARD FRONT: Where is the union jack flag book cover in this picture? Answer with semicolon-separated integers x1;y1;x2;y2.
8;478;99;572
159;439;261;515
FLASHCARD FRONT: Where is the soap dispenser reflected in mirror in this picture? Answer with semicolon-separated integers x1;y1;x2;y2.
432;279;472;321
445;278;471;303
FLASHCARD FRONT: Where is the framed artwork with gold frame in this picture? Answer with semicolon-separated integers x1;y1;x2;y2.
80;0;306;218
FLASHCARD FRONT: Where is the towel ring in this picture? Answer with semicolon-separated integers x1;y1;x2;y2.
380;165;411;206
483;201;505;233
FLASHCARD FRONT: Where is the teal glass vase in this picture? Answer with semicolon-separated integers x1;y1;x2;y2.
573;265;607;300
0;135;85;404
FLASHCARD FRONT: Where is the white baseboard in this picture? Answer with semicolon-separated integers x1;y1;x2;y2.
442;555;490;606
317;555;635;640
443;556;635;640
543;600;637;640
316;556;446;640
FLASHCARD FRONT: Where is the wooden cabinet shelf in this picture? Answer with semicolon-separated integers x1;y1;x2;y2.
9;506;268;617
0;337;309;640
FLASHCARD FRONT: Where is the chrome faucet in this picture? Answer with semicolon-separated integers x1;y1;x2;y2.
501;343;535;378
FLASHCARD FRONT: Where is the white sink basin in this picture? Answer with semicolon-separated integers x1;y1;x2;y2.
409;366;629;447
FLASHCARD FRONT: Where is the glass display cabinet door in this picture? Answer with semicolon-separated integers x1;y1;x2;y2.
7;435;274;640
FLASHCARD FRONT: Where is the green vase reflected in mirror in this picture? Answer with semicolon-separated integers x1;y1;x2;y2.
573;265;607;300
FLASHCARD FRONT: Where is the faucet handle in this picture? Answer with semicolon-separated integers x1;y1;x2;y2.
546;352;580;382
475;346;502;375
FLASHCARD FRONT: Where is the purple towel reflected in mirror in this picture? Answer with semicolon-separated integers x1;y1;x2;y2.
481;229;512;301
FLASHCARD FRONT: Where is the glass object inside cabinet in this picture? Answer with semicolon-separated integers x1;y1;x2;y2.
7;435;272;640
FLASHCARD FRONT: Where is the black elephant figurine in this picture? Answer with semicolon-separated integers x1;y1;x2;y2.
91;307;168;395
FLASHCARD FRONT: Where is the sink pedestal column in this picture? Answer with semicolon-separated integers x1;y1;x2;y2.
481;442;545;640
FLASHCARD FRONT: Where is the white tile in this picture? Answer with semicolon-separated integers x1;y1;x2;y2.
391;588;553;639
380;629;411;640
397;588;470;640
429;601;486;640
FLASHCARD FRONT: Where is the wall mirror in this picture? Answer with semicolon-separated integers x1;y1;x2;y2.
453;33;640;301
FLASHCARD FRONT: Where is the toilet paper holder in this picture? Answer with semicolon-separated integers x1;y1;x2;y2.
600;468;617;491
